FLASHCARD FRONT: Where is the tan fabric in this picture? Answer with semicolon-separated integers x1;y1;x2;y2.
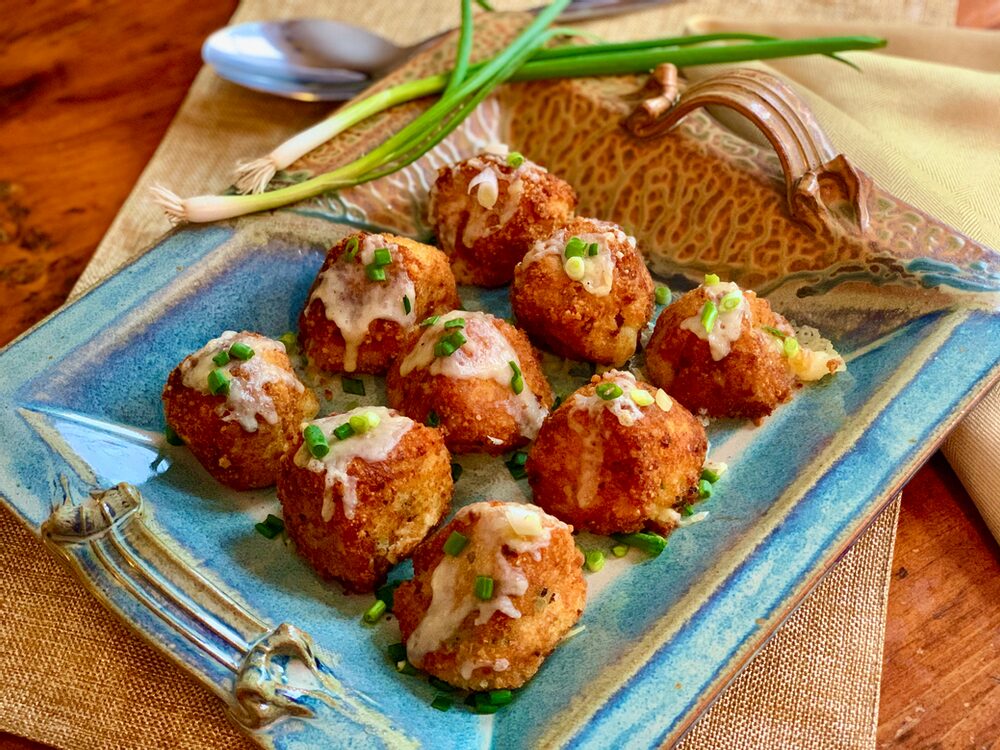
3;0;982;748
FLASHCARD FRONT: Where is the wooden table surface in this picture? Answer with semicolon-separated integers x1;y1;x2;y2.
2;2;998;748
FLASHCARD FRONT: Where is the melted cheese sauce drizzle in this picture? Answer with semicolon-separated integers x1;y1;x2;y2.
181;331;302;432
294;406;413;522
398;311;548;440
565;371;654;509
521;222;634;298
310;234;416;372
407;503;554;669
429;150;546;249
679;281;748;361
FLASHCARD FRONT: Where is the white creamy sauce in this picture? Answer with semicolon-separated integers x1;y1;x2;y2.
406;503;554;669
181;331;302;432
565;371;647;509
398;311;548;440
309;234;416;372
428;151;545;249
658;506;710;527
570;371;646;427
293;407;413;522
679;281;748;361
521;222;634;298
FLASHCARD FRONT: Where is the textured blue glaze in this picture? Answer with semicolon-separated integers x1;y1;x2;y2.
1;215;998;749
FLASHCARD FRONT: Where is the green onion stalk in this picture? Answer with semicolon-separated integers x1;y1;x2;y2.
153;0;885;223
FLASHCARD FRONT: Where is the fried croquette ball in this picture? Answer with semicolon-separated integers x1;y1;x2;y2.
299;232;460;374
277;406;452;593
511;217;655;367
645;278;802;421
164;331;318;490
394;500;585;691
526;371;707;535
428;151;577;287
385;310;553;455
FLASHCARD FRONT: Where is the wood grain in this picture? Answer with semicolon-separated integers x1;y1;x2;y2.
2;1;999;748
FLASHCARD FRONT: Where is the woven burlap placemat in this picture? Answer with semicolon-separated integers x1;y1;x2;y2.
1;0;967;747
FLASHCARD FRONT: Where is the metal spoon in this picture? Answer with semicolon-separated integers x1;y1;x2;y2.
203;0;670;101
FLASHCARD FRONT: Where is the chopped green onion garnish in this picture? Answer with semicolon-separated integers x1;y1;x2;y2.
587;242;599;256
630;389;654;407
429;676;457;692
229;342;254;361
164;425;184;446
451;462;463;482
681;504;695;517
443;317;465;329
212;350;230;367
341;376;365;396
443;531;469;556
506;151;525;168
762;325;786;340
434;330;467;357
366;263;387;282
564;255;586;281
473;698;499;715
372;247;393;266
552;395;563;410
698;479;713;499
505;451;528;480
363;599;387;624
701;461;728;483
387;642;407;662
403;295;411;314
654;285;671;305
425;410;440;427
783;337;800;358
596;382;623;400
584;549;605;573
719;289;743;312
474;575;494;600
304;424;330;458
564;236;587;258
349;414;371;435
254;522;280;539
396;660;419;675
278;331;297;350
700;300;718;333
431;695;453;711
376;579;402;610
611;544;629;558
333;423;355;441
612;531;667;557
704;273;720;286
509;360;523;395
254;514;285;539
420;315;440;327
207;368;231;396
344;236;360;260
488;689;514;706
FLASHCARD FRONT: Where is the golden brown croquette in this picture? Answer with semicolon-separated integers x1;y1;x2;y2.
162;331;318;490
428;152;577;287
645;280;798;421
277;407;452;593
299;232;459;375
385;311;553;455
394;500;585;691
511;217;654;367
527;371;707;535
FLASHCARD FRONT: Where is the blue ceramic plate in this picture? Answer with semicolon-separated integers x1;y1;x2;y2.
3;77;1000;745
1;207;998;748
